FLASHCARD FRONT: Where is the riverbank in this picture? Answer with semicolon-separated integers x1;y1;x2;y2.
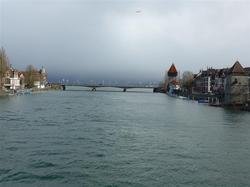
154;88;250;112
25;85;63;94
0;84;63;96
186;93;250;112
0;90;8;97
31;84;62;93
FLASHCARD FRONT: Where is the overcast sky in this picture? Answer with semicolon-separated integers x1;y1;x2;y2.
0;0;250;82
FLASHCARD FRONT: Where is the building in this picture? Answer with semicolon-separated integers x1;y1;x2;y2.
18;72;25;89
165;64;180;95
3;67;21;91
192;61;250;105
192;68;221;94
244;67;250;98
40;66;48;88
224;61;249;105
192;67;231;95
193;70;210;94
25;66;48;89
213;68;228;94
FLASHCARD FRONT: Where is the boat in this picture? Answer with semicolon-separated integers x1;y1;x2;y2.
167;81;181;98
209;103;222;107
178;96;188;100
209;99;222;107
198;99;209;104
16;89;32;95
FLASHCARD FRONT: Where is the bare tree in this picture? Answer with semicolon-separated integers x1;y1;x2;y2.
181;71;194;92
25;65;36;88
0;47;10;88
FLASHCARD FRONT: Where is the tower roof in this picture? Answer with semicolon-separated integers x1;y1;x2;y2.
168;64;178;77
228;61;247;76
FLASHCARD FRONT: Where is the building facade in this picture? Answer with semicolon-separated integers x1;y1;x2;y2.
193;69;214;94
224;61;249;105
3;68;21;91
192;61;250;105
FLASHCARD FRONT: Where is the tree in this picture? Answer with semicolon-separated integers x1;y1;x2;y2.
0;47;10;88
181;71;194;92
25;65;36;88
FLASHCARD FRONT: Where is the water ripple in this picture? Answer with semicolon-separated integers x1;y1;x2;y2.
29;161;57;169
0;172;64;182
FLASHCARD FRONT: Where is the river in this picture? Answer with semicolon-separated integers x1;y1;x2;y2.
0;87;250;186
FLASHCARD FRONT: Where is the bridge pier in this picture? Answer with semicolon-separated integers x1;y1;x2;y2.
62;85;66;91
123;88;127;92
91;87;96;91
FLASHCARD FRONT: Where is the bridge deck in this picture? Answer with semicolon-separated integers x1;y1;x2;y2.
63;84;158;89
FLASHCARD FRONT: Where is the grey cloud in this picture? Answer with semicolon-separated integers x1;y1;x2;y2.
1;0;250;82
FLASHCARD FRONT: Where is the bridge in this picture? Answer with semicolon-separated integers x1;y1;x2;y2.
61;84;159;92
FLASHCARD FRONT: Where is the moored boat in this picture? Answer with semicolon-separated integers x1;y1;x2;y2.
198;99;209;104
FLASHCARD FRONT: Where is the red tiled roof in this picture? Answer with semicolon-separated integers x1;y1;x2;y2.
168;64;177;74
228;61;247;76
18;72;25;76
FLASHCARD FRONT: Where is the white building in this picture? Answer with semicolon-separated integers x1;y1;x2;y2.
4;68;21;90
33;66;47;89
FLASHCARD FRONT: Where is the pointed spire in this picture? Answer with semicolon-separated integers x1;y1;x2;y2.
168;63;178;77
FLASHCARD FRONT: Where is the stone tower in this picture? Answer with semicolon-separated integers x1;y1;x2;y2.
224;61;249;105
163;64;179;93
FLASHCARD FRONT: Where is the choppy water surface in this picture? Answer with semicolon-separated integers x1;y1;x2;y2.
0;88;250;187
